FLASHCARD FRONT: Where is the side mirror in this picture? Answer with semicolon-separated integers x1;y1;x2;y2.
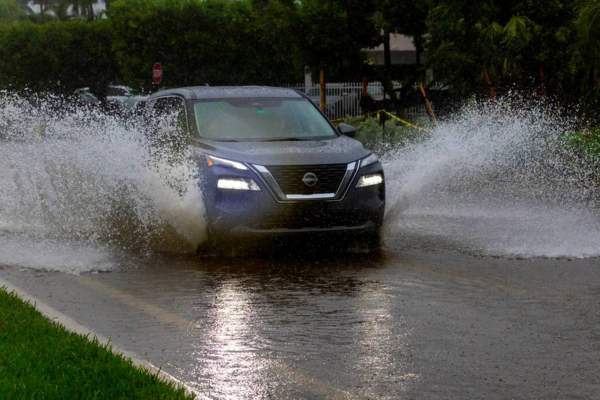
338;123;357;138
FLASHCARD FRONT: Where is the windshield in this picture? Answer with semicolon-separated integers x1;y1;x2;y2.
193;97;337;141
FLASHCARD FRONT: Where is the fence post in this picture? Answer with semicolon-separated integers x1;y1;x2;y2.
319;69;326;112
304;65;312;92
362;78;369;118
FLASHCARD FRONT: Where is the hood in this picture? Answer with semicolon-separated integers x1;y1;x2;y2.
192;135;370;166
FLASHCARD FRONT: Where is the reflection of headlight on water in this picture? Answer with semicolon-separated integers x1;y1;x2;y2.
191;282;270;399
217;178;261;191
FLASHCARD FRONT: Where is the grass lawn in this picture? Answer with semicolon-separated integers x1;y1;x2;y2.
0;287;194;400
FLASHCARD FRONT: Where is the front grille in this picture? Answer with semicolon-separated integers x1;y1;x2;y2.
267;164;347;195
254;207;368;230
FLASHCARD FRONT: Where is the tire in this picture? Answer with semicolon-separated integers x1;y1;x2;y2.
364;231;382;252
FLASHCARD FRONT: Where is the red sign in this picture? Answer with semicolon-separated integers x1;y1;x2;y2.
152;62;162;86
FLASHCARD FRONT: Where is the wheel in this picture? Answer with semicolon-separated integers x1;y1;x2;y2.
364;230;382;252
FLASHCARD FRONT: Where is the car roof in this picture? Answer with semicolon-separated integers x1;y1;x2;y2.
148;85;303;100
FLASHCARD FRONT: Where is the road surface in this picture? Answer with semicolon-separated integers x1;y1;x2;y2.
1;239;599;399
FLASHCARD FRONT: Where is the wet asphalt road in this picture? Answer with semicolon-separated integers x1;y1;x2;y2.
1;243;599;400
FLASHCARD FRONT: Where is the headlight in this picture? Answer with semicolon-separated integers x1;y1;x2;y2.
356;173;383;188
207;155;248;170
360;153;379;168
217;177;261;191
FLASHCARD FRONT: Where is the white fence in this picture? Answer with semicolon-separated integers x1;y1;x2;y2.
283;82;428;121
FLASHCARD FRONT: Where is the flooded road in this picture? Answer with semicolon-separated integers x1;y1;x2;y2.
1;93;599;398
1;241;599;399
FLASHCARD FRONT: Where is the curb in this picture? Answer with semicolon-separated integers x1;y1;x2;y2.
0;276;204;400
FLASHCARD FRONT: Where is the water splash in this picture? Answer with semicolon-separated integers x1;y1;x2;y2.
383;96;600;258
0;92;206;272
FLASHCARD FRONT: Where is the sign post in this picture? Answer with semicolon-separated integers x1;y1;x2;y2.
152;62;163;87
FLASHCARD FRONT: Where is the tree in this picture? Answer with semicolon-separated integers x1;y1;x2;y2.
109;0;304;88
426;0;579;96
376;0;428;66
297;0;379;80
0;0;27;20
373;0;429;102
575;0;600;89
0;20;117;96
69;0;96;20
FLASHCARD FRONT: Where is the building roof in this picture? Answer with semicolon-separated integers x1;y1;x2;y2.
363;33;423;65
365;34;416;53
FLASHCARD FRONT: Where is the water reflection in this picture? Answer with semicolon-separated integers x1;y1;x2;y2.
353;282;419;399
189;279;275;399
166;250;419;398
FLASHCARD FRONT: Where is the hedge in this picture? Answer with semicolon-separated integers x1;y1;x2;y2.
0;20;117;97
0;0;376;96
108;0;303;90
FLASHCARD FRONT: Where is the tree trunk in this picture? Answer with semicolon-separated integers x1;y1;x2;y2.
39;0;47;19
319;68;326;112
414;35;422;67
383;29;392;103
538;63;546;96
482;66;496;98
383;29;391;75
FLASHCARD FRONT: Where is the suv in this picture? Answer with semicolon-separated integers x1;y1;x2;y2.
146;86;385;251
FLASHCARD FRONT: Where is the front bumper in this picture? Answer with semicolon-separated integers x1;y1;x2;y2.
201;161;385;239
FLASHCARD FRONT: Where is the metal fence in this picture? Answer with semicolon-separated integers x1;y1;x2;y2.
283;82;428;121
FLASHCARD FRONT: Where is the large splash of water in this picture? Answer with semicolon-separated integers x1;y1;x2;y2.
383;96;600;258
0;92;206;272
0;92;598;272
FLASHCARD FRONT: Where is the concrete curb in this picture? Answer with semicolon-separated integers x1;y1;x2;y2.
0;276;204;400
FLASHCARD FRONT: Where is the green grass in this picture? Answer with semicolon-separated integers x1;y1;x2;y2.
0;288;194;400
341;116;429;151
567;127;600;158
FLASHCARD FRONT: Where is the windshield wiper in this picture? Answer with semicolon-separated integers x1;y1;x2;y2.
262;137;312;142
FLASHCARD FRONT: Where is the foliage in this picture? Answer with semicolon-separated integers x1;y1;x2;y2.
375;0;428;64
425;1;580;97
0;0;26;20
345;116;426;152
568;127;600;157
0;19;117;97
0;0;600;109
109;0;302;89
297;0;379;80
0;288;194;400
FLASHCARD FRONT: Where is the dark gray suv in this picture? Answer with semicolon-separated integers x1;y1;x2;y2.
146;86;385;251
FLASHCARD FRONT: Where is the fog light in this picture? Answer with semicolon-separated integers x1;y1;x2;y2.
217;178;261;191
356;173;383;188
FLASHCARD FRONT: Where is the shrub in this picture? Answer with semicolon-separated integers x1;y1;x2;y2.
108;0;302;90
0;20;117;98
568;127;600;158
344;116;427;152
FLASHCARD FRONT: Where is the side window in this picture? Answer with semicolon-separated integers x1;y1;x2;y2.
149;97;190;156
152;96;189;138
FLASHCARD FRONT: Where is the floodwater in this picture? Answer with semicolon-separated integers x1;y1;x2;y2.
1;93;600;398
1;244;599;399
